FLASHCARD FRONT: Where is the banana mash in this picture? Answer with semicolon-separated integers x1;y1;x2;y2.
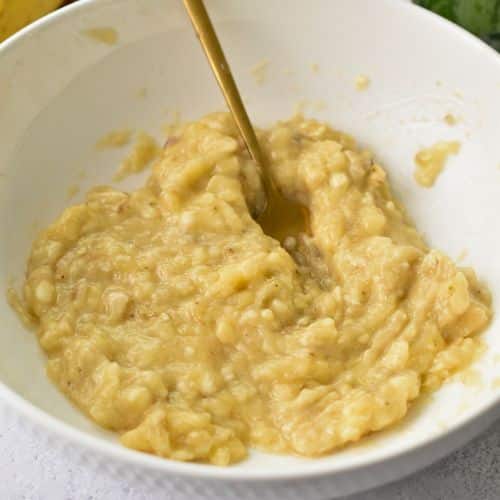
16;113;491;465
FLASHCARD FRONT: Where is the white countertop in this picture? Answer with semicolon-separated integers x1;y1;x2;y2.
1;399;499;500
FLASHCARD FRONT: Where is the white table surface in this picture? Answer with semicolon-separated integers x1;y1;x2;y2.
1;399;499;500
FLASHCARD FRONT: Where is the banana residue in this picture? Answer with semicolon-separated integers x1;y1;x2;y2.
114;132;160;181
458;368;483;388
250;59;270;85
96;129;133;150
444;113;459;126
82;27;119;46
355;75;371;91
162;110;183;137
66;184;80;200
414;141;461;187
294;99;327;115
457;249;469;263
6;288;34;328
136;88;148;99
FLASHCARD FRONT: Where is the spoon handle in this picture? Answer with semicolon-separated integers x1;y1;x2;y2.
182;0;266;167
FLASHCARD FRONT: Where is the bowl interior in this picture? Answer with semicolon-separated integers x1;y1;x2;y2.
1;0;500;477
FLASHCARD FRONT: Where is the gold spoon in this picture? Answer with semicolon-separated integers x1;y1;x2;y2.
183;0;307;243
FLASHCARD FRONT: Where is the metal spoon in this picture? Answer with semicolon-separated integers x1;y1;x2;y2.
183;0;308;243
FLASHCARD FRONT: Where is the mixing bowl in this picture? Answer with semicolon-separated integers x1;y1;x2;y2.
1;0;500;498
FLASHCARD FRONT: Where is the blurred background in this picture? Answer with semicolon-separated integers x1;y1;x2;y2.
0;0;73;42
415;0;500;50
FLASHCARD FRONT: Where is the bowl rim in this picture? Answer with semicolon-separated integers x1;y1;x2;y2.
1;0;499;482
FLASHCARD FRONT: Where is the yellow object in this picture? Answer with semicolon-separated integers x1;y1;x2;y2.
0;0;64;42
355;75;371;91
95;129;133;150
82;27;118;45
11;113;491;465
414;141;461;187
114;132;160;181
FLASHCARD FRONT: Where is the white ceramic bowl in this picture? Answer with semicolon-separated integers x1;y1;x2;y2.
1;0;500;498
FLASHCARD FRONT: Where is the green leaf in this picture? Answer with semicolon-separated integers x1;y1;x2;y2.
454;0;499;35
414;0;500;49
414;0;458;22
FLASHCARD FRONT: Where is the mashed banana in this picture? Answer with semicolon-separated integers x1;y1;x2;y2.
17;113;491;465
414;141;461;187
